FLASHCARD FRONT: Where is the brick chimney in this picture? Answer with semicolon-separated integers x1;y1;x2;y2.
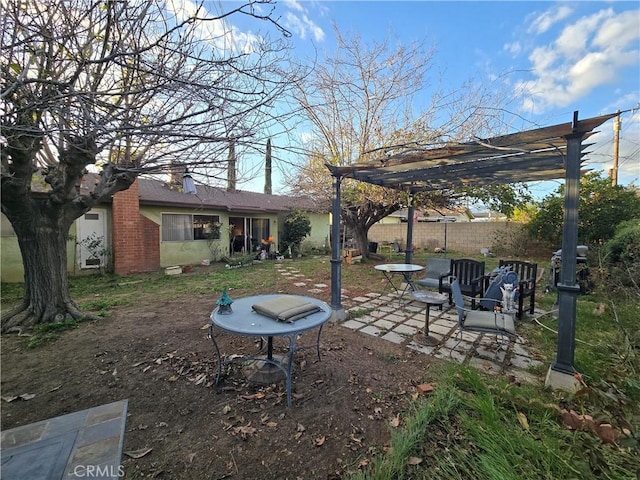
169;162;186;189
112;179;160;275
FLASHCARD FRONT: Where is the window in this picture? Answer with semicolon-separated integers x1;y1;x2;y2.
162;214;220;241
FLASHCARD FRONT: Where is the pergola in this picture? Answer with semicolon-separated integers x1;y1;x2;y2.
325;111;617;384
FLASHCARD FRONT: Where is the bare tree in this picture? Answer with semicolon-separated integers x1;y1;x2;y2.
1;0;300;331
288;28;521;256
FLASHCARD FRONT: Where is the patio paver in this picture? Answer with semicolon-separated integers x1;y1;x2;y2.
1;400;128;480
274;263;543;384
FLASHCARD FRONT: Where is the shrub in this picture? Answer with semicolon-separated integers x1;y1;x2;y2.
600;219;640;297
280;210;311;255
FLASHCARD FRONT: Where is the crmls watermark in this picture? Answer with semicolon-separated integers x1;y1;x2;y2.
72;465;125;478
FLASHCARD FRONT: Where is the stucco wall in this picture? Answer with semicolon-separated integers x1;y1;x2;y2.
296;212;331;250
1;213;79;283
141;205;222;266
151;209;331;264
2;206;332;281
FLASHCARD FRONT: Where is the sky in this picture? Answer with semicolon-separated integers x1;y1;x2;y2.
227;1;640;197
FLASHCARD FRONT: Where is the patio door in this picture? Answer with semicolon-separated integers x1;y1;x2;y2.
251;218;270;250
228;217;270;254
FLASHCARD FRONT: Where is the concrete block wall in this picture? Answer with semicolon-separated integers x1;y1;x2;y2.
368;222;521;255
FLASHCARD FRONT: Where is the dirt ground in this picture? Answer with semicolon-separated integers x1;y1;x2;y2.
1;278;441;480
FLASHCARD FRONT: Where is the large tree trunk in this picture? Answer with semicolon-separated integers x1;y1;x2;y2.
1;208;90;333
342;201;401;259
351;225;371;258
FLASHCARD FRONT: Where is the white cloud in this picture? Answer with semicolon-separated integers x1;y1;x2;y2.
165;0;200;20
527;5;573;34
594;9;640;49
554;8;613;59
569;51;615;94
529;46;559;73
517;7;640;114
603;92;640;112
284;11;325;42
283;0;305;13
504;41;522;56
163;0;262;55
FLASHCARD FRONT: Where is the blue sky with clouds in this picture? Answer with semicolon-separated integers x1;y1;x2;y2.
231;1;639;195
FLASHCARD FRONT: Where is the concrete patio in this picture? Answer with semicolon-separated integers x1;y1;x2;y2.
1;400;128;480
276;262;544;384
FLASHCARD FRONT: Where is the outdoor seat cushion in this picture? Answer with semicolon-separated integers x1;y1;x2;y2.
415;258;451;289
252;296;321;323
463;311;515;335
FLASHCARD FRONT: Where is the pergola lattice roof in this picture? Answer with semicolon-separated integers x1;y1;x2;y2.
327;112;617;192
326;111;619;380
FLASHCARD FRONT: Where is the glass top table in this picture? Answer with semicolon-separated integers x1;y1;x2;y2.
374;263;425;297
210;294;331;407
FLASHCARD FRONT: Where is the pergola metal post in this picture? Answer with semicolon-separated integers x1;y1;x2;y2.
325;112;616;361
330;173;343;315
405;193;415;264
443;219;448;253
551;128;585;374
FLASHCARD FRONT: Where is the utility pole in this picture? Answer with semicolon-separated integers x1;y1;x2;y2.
611;110;621;186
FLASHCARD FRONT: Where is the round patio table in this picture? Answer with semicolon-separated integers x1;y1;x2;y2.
410;290;448;345
374;263;424;297
210;294;331;407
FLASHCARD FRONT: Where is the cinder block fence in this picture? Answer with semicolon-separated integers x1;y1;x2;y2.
368;222;521;255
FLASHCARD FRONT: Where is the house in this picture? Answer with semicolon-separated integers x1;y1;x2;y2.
378;206;474;224
0;176;330;282
470;210;508;222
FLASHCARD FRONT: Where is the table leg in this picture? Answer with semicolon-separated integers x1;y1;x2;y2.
424;303;431;336
286;336;296;407
267;336;274;360
208;324;224;385
403;272;417;292
381;272;398;295
420;303;440;346
315;324;324;361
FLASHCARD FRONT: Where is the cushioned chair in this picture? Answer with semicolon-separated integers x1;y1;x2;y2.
391;241;404;255
415;257;452;290
451;278;516;341
499;260;538;318
440;259;485;309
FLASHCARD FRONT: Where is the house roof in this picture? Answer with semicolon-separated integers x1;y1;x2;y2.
388;207;474;221
137;178;323;214
326;112;617;193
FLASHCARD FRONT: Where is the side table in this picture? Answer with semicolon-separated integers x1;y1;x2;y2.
410;290;448;345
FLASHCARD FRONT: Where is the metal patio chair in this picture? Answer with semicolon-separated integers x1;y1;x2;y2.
440;258;485;309
499;259;538;318
450;278;516;343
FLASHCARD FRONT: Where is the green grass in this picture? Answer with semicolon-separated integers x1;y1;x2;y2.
346;366;640;480
3;254;639;479
26;318;83;348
